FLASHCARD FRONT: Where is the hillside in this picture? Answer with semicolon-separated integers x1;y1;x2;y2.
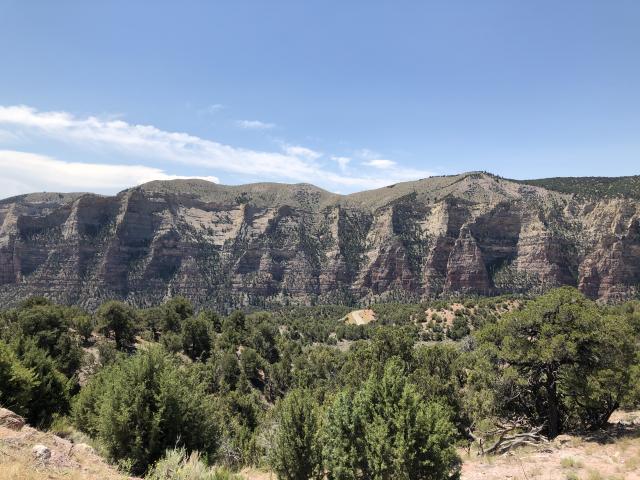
0;408;130;480
3;406;638;480
519;175;640;199
1;172;639;309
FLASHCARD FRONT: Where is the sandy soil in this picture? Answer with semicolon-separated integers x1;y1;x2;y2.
343;309;376;325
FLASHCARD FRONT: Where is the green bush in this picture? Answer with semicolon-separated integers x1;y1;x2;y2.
270;389;320;480
147;448;242;480
15;303;81;375
73;346;219;474
0;340;36;418
471;287;639;437
96;301;137;351
18;340;72;427
182;315;212;361
323;358;460;479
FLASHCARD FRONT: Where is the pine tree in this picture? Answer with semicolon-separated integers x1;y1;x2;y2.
323;358;460;480
96;301;137;351
271;388;321;480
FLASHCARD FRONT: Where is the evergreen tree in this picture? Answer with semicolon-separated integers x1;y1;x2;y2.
18;340;72;427
97;301;137;351
181;315;212;361
271;388;321;480
161;296;194;333
73;346;218;474
473;287;638;436
16;303;81;375
0;340;37;417
323;358;460;480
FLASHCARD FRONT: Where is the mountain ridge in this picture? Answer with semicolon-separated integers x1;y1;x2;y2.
1;172;638;309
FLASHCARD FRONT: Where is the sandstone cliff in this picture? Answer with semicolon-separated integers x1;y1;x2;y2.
0;172;638;309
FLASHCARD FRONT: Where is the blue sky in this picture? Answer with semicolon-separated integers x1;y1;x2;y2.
0;0;639;197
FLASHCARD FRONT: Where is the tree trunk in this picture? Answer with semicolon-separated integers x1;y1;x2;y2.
546;369;560;438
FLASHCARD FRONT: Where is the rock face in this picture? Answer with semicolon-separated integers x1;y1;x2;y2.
0;173;638;309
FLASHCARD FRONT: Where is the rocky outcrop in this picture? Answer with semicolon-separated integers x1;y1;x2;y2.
0;173;638;309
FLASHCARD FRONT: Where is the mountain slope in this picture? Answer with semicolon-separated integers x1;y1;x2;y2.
1;172;639;309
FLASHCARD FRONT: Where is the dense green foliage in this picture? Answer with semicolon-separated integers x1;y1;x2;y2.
73;346;219;473
323;359;460;479
0;298;78;426
0;288;637;478
97;300;137;351
467;287;638;437
0;340;36;417
518;175;640;199
271;389;320;480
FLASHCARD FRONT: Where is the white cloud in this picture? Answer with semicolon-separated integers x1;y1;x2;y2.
0;150;219;199
236;119;275;129
0;105;435;194
363;159;397;169
283;145;322;160
331;156;351;172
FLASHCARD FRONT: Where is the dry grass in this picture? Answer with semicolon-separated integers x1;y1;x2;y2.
0;424;130;480
461;413;640;480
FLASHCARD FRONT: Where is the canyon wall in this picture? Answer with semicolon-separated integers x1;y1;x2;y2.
1;173;638;309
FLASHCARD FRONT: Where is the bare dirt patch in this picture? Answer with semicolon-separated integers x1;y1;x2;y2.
342;309;376;325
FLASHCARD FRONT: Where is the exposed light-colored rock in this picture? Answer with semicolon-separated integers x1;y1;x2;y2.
32;444;51;462
0;172;638;309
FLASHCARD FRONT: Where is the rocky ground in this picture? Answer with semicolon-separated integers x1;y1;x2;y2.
2;407;638;480
0;408;132;480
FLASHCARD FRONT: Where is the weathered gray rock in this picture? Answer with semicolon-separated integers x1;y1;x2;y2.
32;444;51;461
0;173;638;309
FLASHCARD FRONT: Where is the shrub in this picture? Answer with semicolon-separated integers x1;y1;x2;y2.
73;346;219;474
16;303;81;375
0;340;36;417
147;448;242;480
18;340;72;427
323;358;460;479
73;314;94;344
161;297;194;333
270;389;320;480
182;315;212;361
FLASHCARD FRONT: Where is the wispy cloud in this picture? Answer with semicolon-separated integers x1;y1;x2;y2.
0;150;219;198
363;159;396;169
283;145;322;160
0;105;435;195
331;156;351;172
200;104;224;115
236;119;275;130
